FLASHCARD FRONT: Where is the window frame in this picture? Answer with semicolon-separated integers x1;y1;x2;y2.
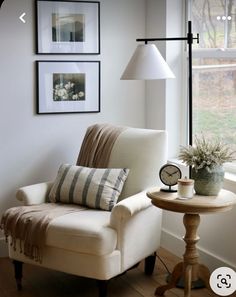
187;0;236;173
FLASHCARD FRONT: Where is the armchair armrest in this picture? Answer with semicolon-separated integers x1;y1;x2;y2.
16;181;53;205
110;191;151;225
109;191;162;272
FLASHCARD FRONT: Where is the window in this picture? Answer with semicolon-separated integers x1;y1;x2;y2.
189;0;236;171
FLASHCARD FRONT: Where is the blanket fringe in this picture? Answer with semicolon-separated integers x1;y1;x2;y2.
0;203;86;263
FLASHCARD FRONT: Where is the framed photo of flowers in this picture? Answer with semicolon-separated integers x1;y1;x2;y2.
36;0;100;54
36;61;100;114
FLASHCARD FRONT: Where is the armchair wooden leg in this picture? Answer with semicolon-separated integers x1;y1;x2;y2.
97;280;109;297
13;260;23;290
144;252;156;275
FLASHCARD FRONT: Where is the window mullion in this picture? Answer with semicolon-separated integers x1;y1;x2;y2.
224;0;228;48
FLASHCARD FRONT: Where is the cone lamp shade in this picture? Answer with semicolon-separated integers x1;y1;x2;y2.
121;44;175;80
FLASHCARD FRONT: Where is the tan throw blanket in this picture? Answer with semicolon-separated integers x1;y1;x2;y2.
77;123;127;168
0;203;86;263
1;123;126;263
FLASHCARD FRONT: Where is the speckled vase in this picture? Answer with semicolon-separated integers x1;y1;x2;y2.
191;166;225;196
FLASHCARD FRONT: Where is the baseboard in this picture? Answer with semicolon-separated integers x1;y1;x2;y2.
0;237;8;257
161;228;236;271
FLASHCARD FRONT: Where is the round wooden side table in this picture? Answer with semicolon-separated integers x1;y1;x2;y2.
147;188;236;297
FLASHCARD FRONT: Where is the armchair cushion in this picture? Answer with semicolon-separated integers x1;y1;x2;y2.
49;164;129;211
45;208;117;256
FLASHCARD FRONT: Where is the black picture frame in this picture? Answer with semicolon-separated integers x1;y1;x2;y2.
36;60;100;114
36;0;100;54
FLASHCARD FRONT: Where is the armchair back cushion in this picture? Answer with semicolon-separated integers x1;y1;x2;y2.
108;128;167;200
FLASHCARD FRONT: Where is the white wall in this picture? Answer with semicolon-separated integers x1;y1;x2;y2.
145;0;167;131
0;0;146;255
146;0;236;271
166;0;185;157
145;0;184;158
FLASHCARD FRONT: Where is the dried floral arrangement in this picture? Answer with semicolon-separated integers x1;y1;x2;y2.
179;135;235;172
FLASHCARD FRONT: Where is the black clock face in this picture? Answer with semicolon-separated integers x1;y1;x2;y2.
159;164;182;186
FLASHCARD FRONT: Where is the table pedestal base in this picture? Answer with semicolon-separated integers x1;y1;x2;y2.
155;214;211;297
166;272;205;289
156;262;211;296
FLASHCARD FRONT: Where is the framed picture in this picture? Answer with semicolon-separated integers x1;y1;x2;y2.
36;0;100;54
36;61;100;114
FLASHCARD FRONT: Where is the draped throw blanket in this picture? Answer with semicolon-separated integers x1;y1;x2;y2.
77;123;127;168
0;123;126;262
0;204;86;263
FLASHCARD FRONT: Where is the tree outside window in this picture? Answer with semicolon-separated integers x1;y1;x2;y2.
189;0;236;169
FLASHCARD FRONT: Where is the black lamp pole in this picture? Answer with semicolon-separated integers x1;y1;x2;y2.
136;21;199;147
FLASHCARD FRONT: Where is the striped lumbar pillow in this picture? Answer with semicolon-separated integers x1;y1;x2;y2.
49;164;129;211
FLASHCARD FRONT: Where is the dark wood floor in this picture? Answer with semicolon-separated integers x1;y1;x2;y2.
0;247;235;297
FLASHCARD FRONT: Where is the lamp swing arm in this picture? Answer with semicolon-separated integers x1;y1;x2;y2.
136;35;199;44
136;21;199;46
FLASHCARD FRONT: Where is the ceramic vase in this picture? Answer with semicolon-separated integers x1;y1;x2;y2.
191;165;224;196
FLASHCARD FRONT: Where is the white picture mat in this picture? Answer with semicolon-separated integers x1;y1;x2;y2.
38;61;100;113
37;1;99;54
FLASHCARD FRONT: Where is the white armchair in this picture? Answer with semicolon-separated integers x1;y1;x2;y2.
9;126;167;297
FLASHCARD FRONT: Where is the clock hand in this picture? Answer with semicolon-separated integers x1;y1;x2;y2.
170;170;179;177
163;170;172;177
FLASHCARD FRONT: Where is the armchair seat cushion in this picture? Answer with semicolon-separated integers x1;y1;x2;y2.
45;207;117;256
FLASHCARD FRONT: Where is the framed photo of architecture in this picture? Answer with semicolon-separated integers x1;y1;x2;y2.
36;0;100;54
36;61;100;114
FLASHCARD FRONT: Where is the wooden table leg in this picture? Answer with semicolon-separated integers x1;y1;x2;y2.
198;263;211;290
155;213;204;297
155;262;183;296
183;213;200;280
184;265;192;297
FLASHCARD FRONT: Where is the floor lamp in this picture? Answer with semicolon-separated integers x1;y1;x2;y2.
121;21;199;148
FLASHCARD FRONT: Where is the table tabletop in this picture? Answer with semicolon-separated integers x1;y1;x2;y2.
147;188;236;214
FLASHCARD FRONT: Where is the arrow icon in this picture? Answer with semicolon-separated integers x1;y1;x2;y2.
19;12;26;23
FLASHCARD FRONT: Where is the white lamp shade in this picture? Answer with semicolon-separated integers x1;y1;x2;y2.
121;44;175;80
